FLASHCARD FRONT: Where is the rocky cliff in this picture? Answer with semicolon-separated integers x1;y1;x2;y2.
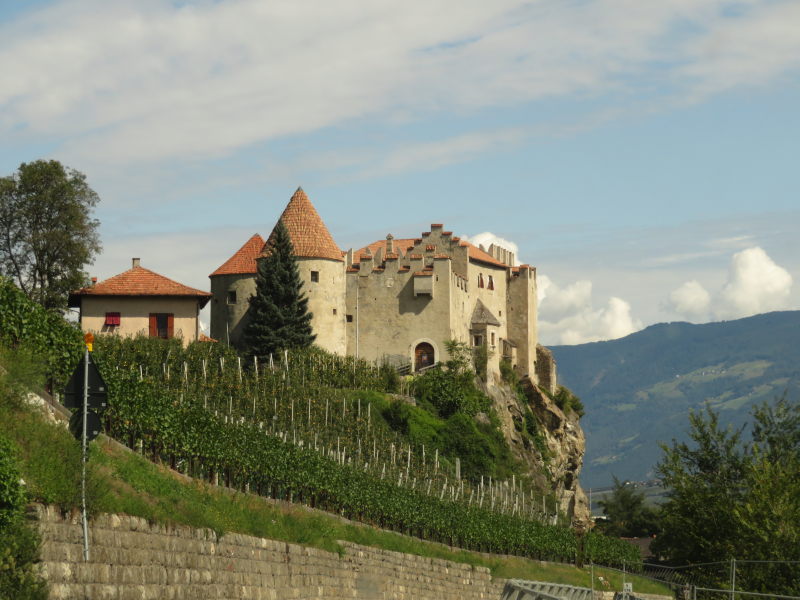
481;346;591;527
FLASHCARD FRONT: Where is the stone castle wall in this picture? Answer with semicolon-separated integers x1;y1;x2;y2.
34;504;506;600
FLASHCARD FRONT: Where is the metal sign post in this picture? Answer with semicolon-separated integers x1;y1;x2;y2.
63;332;106;562
81;343;90;561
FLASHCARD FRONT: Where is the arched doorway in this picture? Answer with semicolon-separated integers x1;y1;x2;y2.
414;342;435;372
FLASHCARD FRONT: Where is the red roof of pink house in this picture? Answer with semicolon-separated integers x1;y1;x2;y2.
69;264;211;308
263;187;343;262
210;233;265;276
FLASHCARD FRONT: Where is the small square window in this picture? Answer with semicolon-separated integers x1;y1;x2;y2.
311;271;319;282
104;312;120;326
332;308;337;315
346;314;353;323
227;290;237;304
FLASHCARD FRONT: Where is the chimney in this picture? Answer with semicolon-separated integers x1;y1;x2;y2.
132;258;140;268
91;277;97;286
386;233;394;255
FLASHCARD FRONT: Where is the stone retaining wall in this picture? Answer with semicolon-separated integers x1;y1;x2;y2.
33;504;507;599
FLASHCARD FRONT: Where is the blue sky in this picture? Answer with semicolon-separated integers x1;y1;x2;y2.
1;0;798;344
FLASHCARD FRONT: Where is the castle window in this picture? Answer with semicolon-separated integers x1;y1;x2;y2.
346;314;353;323
478;273;484;288
491;332;496;346
332;308;337;315
227;290;237;304
488;275;494;290
473;334;483;346
311;270;319;283
499;310;502;316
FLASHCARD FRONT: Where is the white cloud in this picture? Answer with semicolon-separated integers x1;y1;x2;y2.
668;280;712;320
538;274;642;345
717;246;793;319
462;231;520;266
1;0;799;166
666;246;793;321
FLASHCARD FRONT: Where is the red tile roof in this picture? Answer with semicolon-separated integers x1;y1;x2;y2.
354;231;508;269
210;233;265;276
69;265;211;308
264;187;343;262
353;238;417;263
461;242;507;268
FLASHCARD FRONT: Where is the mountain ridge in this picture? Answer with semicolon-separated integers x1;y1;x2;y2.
550;310;800;488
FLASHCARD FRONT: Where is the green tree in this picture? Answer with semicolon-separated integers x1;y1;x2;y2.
654;398;800;594
653;408;749;564
0;160;101;311
596;476;660;537
243;220;314;358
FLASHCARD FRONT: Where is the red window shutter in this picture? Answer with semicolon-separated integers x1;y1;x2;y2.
167;314;174;339
149;314;157;337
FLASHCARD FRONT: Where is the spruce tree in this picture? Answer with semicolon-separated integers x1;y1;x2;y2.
243;220;315;358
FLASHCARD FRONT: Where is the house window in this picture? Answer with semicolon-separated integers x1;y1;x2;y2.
488;275;494;290
227;290;237;304
149;313;174;339
346;314;353;323
104;312;120;327
311;270;319;282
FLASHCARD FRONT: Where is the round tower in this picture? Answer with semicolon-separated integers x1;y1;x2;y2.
208;233;265;346
264;188;346;355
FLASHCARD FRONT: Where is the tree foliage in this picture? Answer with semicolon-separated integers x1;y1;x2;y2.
653;396;800;594
411;340;490;418
0;160;101;311
0;276;84;390
243;220;314;358
0;433;48;600
596;477;660;538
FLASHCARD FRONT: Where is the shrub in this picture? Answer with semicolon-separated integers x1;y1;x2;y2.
552;386;584;418
411;341;491;418
0;433;48;600
0;435;25;529
0;277;83;390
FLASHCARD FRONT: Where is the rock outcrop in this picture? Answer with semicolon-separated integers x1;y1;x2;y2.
480;350;591;527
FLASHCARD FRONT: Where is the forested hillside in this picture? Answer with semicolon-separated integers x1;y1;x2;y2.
551;311;800;488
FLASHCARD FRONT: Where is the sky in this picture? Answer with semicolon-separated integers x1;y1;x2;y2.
1;0;798;345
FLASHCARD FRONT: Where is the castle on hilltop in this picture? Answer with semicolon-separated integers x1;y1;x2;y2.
210;188;554;387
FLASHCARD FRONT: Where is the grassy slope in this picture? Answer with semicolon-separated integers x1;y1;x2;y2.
1;397;669;595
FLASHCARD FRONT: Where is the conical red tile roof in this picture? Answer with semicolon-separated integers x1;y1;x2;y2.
264;188;343;262
69;264;211;308
210;233;265;276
